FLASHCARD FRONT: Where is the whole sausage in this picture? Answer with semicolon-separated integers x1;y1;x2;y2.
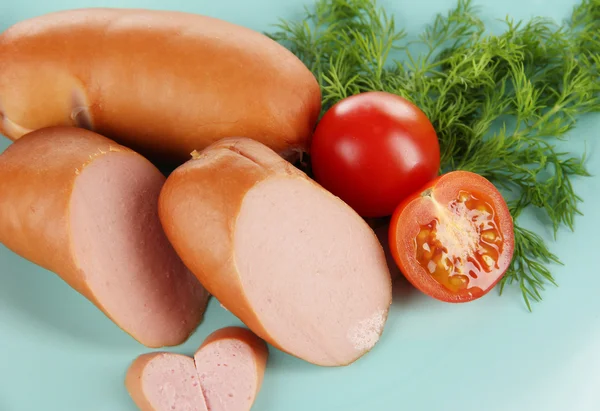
0;9;321;165
158;137;393;366
0;126;210;347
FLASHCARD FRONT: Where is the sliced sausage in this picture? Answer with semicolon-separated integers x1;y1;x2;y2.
193;327;268;411
0;8;321;165
159;138;393;366
126;352;209;411
0;126;209;347
126;327;267;411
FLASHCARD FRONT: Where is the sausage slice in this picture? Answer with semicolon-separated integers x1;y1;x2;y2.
193;327;268;411
126;353;209;411
126;327;268;411
159;138;393;366
0;126;209;347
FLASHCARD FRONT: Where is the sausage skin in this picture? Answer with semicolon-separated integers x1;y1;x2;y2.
0;127;209;347
0;8;321;165
159;138;393;366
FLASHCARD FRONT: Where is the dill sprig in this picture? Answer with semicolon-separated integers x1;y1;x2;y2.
269;0;600;309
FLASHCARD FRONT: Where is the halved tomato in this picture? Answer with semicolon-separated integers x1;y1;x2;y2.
388;171;515;303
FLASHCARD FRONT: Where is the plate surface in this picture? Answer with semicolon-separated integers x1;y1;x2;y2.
1;0;599;410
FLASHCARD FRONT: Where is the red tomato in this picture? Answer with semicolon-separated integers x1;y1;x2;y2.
388;171;514;303
310;91;440;217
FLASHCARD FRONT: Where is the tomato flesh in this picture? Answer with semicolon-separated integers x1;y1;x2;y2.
415;190;505;294
389;171;514;303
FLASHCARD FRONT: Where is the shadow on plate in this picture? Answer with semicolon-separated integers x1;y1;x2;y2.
0;246;138;349
368;216;421;305
369;217;402;281
262;343;319;372
392;275;420;306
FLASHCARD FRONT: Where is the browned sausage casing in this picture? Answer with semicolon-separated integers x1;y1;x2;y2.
0;9;321;164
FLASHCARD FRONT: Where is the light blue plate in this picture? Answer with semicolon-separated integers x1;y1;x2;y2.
1;0;599;410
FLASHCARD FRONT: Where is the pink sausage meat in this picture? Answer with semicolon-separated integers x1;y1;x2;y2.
0;127;209;347
235;177;392;365
126;327;268;411
126;353;209;411
69;151;206;344
194;327;268;411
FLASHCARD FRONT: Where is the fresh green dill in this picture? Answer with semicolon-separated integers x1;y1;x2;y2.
268;0;600;309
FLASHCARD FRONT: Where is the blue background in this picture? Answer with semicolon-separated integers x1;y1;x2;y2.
1;0;599;410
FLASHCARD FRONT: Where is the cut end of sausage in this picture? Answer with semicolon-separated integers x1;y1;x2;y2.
70;151;209;348
158;137;391;366
234;177;392;366
194;327;267;411
126;353;208;411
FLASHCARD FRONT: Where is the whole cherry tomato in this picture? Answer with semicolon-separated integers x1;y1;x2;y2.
310;91;440;217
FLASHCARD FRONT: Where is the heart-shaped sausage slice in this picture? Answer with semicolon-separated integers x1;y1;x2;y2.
126;327;268;411
126;352;208;411
193;327;268;411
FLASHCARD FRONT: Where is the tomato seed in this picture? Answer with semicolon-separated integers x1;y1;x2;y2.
482;255;494;267
481;230;496;242
417;229;431;242
476;203;493;214
427;260;437;273
449;275;468;288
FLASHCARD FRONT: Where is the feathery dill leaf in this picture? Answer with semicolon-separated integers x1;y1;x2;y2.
268;0;600;309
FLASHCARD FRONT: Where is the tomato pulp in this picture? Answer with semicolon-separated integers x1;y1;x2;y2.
389;171;514;302
310;91;440;218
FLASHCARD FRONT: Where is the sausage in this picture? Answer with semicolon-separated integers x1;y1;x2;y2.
0;8;321;166
158;138;393;366
0;126;209;347
126;352;209;411
125;327;267;411
193;327;268;411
